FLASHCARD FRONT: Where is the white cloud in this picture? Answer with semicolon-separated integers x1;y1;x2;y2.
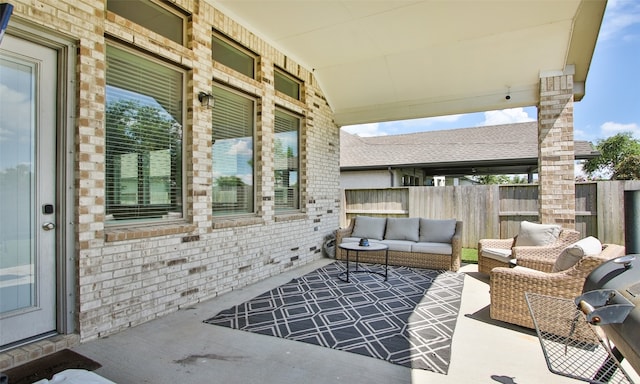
0;84;28;102
599;0;640;41
573;128;591;142
341;123;384;137
482;108;535;126
343;114;466;137
600;121;640;138
227;139;253;156
598;0;640;41
422;114;464;124
0;127;12;142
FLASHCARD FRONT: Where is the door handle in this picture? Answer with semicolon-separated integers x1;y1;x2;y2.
42;222;56;231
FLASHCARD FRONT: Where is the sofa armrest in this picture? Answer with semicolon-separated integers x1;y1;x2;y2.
513;241;579;272
477;237;515;274
478;238;514;252
565;244;626;278
512;244;564;272
509;229;582;272
450;221;463;271
335;219;356;245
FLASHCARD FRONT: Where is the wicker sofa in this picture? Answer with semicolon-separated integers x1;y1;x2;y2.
335;216;462;271
489;242;626;328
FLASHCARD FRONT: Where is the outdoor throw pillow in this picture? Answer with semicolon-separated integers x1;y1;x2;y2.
552;236;602;272
515;221;561;247
419;218;457;243
384;217;420;241
351;216;387;240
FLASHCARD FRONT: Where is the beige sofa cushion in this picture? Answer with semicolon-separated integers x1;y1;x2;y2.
552;236;602;272
515;221;561;247
481;247;512;263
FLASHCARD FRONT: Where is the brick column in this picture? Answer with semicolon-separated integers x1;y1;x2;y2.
538;67;576;228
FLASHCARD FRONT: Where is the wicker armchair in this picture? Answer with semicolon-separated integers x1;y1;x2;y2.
478;228;581;274
489;243;626;329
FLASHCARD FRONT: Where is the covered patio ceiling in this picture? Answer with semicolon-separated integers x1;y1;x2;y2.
208;0;606;127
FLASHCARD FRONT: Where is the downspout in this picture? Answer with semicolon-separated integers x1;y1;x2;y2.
388;166;394;187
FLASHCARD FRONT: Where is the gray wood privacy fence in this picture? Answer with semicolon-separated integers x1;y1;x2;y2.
340;181;640;249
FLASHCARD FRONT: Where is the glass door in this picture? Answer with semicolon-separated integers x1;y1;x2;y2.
0;34;58;347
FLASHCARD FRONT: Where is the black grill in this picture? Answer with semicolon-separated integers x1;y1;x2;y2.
583;254;640;375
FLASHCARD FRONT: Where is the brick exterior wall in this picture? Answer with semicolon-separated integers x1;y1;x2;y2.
538;68;576;228
7;0;340;342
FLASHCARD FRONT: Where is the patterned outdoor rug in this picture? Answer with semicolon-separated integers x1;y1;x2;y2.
204;261;465;374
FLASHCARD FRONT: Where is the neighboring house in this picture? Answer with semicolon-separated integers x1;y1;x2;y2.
340;122;598;188
0;0;605;367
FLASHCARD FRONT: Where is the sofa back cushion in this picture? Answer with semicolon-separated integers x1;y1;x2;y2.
351;216;387;240
384;217;420;241
515;221;561;247
552;236;603;272
419;219;457;243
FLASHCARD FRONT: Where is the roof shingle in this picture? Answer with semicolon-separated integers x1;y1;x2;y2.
340;122;596;169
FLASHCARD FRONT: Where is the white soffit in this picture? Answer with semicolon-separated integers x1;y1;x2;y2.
208;0;605;126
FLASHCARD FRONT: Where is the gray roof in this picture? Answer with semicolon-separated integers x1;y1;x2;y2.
340;122;598;175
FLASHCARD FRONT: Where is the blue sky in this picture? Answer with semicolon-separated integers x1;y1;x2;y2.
342;0;640;144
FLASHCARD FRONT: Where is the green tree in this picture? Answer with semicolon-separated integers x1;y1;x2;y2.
614;154;640;180
473;175;511;184
105;99;182;208
583;132;640;180
215;176;246;187
510;175;529;184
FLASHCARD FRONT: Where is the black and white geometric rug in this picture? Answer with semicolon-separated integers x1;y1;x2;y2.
204;261;465;374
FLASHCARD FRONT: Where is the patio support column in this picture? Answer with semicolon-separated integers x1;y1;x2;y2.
537;66;576;229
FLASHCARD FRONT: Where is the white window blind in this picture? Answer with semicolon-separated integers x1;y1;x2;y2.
105;45;183;223
274;109;300;211
212;86;255;216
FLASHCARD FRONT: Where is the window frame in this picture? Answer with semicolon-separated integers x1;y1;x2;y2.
273;108;302;213
104;42;187;226
274;67;302;101
106;0;188;46
211;84;258;218
212;31;257;80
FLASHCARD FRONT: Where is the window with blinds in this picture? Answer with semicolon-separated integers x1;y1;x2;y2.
105;44;184;223
212;85;255;216
274;109;300;211
212;33;255;79
274;69;301;101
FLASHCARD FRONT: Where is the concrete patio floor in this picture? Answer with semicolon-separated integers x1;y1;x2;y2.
73;258;639;384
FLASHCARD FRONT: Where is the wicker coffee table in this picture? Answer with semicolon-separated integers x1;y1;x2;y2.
337;242;389;282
